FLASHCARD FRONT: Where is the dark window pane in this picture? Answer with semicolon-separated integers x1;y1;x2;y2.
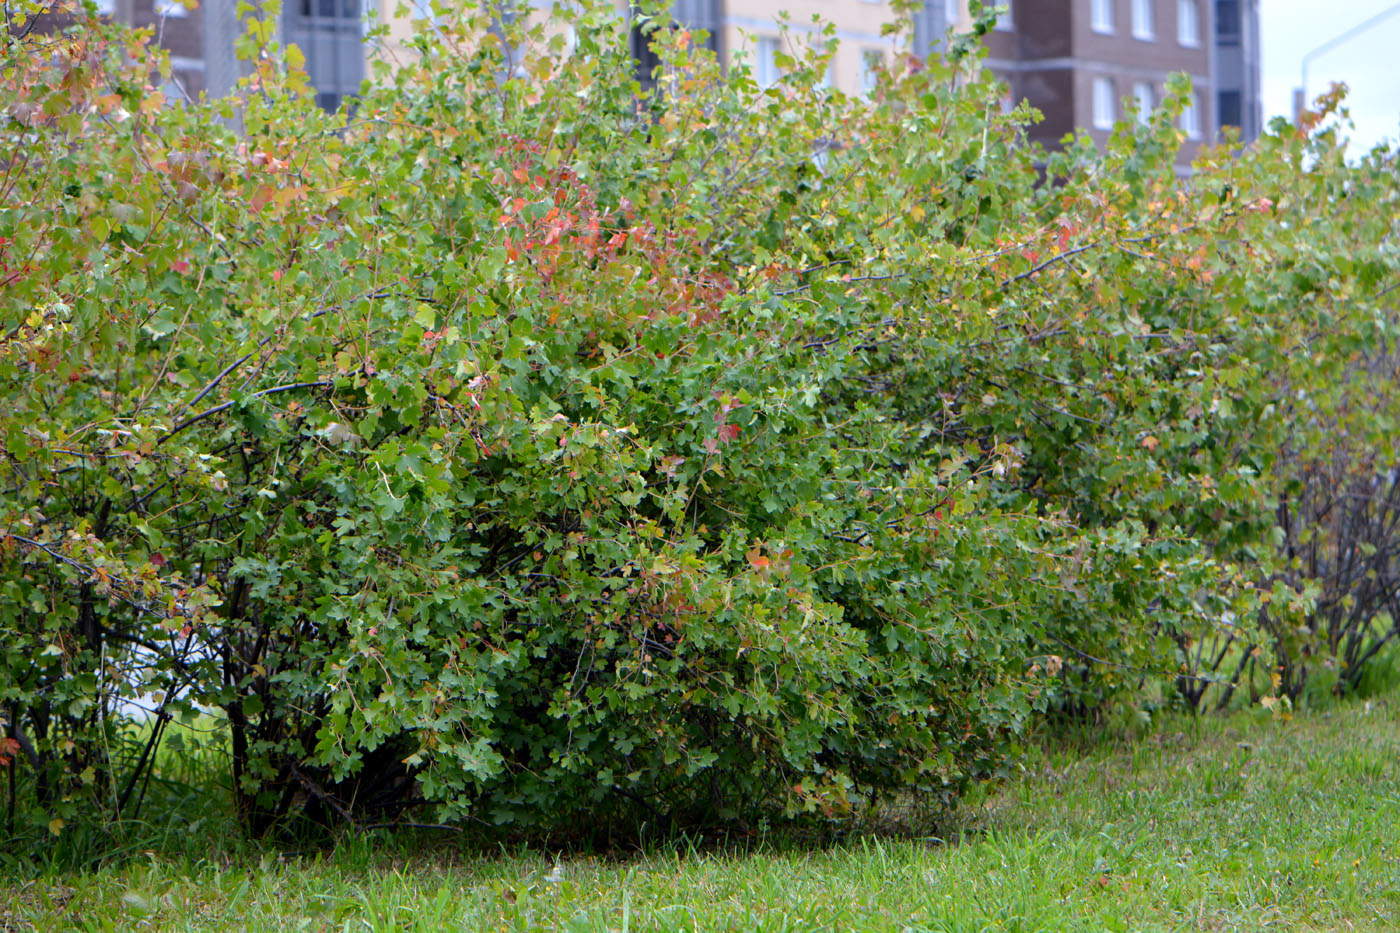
316;91;341;113
629;0;719;85
1216;0;1239;46
341;0;357;20
673;0;719;51
1218;89;1242;127
630;21;661;89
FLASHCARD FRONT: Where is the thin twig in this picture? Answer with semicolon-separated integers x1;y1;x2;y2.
160;381;331;444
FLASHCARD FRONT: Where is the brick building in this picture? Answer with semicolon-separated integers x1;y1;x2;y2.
43;0;1261;153
1213;0;1263;140
106;0;213;101
631;0;1259;158
976;0;1216;158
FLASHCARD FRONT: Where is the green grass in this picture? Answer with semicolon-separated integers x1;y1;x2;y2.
3;693;1398;932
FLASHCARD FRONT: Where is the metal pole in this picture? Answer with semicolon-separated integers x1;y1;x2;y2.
1300;1;1400;109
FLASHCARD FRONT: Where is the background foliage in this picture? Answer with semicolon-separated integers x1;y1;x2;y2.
1;0;1397;846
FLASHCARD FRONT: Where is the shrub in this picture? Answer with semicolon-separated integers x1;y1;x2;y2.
1;2;1397;843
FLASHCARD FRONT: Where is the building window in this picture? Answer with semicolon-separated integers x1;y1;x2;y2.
1132;0;1154;39
1132;80;1154;123
1176;0;1199;46
631;3;722;88
1216;0;1239;47
664;0;721;49
1218;88;1242;128
631;23;662;86
287;0;364;114
1180;92;1201;138
1091;0;1114;33
756;36;780;89
860;49;883;95
994;0;1013;31
1092;76;1116;129
945;0;960;23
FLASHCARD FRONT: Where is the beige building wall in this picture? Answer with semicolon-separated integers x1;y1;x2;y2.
367;0;625;81
719;0;907;97
375;0;418;63
362;1;928;99
369;0;468;74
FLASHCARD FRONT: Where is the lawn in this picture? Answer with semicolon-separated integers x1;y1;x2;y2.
3;693;1397;932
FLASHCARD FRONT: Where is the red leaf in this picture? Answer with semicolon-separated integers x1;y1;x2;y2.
720;423;742;443
150;553;167;568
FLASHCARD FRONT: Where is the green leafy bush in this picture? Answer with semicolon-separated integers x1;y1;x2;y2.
2;1;1397;843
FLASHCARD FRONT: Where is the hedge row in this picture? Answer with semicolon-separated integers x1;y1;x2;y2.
1;1;1397;843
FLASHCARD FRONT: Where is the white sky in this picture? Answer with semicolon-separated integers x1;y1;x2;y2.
1262;0;1400;153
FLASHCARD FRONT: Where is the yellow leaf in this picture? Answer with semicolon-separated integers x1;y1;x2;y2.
49;817;66;836
285;44;306;73
1141;435;1159;451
